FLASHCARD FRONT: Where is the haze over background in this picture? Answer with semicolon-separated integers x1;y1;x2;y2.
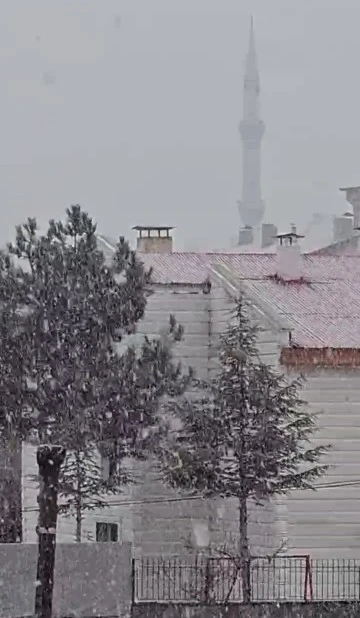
0;0;359;250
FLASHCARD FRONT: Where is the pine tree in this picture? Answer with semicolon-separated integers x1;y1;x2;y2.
0;206;190;541
0;268;30;541
162;297;329;602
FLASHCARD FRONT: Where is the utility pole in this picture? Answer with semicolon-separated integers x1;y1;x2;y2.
34;445;66;618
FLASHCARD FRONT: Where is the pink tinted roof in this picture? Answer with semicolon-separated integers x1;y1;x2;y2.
139;252;360;348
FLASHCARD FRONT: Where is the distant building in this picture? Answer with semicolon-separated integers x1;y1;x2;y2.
311;186;360;255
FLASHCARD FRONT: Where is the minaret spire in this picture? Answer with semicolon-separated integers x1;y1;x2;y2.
238;17;265;233
247;16;258;85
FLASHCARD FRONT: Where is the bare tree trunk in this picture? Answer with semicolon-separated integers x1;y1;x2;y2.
109;439;118;483
238;494;251;603
75;501;82;543
34;445;66;618
237;358;251;604
75;453;82;543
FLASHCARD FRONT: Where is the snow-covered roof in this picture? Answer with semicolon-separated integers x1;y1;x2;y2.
310;234;360;256
96;234;360;350
96;234;119;260
213;253;360;349
139;252;360;350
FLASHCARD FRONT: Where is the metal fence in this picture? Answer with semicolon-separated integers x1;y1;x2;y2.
132;556;360;603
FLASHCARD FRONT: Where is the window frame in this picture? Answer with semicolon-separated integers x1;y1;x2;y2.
95;521;119;543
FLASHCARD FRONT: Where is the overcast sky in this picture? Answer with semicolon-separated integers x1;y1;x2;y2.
0;0;359;250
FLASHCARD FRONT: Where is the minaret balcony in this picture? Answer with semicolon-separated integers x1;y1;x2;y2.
239;119;265;144
244;77;260;93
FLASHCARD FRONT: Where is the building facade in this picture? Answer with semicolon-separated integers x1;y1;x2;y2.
21;229;360;561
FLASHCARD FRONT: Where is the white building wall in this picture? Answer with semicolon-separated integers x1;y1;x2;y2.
128;285;216;556
138;285;212;380
284;368;360;559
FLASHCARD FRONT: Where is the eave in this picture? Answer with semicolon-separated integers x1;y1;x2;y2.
281;347;360;368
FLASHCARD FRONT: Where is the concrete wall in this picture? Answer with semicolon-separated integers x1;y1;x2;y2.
132;602;360;618
283;368;360;559
0;541;131;618
136;236;173;254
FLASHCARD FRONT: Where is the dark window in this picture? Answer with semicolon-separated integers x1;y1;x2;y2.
96;522;118;542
